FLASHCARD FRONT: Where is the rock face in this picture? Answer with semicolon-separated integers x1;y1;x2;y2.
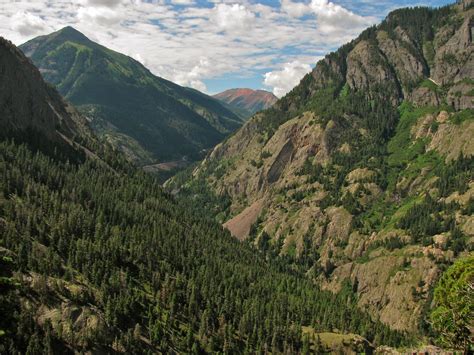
23;272;113;351
346;40;400;102
213;88;278;118
431;13;473;86
20;27;244;165
173;2;474;334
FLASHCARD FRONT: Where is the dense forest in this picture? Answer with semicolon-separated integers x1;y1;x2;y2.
0;139;409;353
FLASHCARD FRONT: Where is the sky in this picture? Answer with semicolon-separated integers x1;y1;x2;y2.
0;0;454;97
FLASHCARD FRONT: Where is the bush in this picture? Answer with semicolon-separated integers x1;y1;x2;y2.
430;255;474;352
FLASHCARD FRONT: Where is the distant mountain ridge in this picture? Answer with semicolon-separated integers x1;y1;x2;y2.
213;88;277;118
20;27;244;165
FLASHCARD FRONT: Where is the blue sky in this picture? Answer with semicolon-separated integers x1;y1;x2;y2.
0;0;455;96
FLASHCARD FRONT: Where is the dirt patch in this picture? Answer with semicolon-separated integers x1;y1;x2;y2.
224;199;265;240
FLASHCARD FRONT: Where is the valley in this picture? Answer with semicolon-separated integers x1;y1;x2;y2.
0;0;473;354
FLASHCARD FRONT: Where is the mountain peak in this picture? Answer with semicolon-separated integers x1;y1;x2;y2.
58;25;81;33
54;26;90;43
18;28;243;165
45;26;91;44
213;88;277;117
226;88;257;94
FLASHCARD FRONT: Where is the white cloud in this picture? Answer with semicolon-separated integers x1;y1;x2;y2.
133;53;146;66
281;0;310;18
212;4;256;32
172;57;211;92
10;11;51;36
170;0;195;5
310;0;376;34
77;6;123;26
0;0;386;94
264;60;312;97
87;0;122;7
281;0;376;34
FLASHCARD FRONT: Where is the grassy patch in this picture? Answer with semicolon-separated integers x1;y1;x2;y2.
420;79;440;93
388;263;412;280
423;42;435;66
302;327;361;348
355;254;372;264
401;150;442;183
339;83;350;98
285;240;297;259
358;196;399;233
384;103;451;192
450;109;474;125
383;195;424;231
387;103;438;167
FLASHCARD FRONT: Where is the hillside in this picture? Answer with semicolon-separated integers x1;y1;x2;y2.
0;35;417;354
19;27;243;165
213;88;278;118
0;36;106;163
170;0;474;340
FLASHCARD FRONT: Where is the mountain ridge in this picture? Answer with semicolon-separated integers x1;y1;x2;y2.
213;88;278;118
20;27;244;165
170;0;474;338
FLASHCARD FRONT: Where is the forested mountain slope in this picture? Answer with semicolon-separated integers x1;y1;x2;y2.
19;27;243;165
170;0;474;339
0;37;94;159
0;36;412;354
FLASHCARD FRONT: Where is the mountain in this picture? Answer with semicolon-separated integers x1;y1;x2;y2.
0;36;103;163
0;36;416;354
19;27;243;165
170;0;474;343
213;88;278;118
